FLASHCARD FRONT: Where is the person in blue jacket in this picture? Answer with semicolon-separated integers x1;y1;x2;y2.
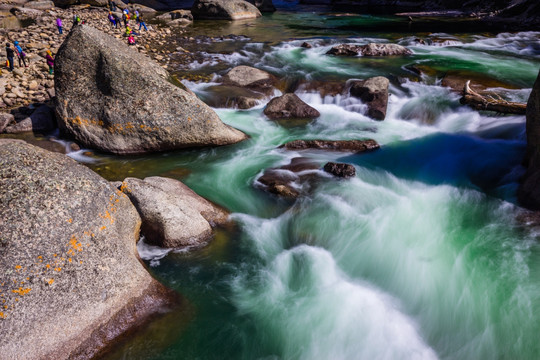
13;41;27;67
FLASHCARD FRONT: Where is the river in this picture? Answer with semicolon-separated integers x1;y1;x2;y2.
90;6;540;360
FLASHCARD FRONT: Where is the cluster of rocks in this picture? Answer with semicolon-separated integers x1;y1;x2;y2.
256;139;380;198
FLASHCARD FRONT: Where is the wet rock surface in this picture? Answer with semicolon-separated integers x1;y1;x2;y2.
264;93;320;120
326;43;412;56
349;76;390;120
280;139;380;153
323;161;356;178
0;140;179;360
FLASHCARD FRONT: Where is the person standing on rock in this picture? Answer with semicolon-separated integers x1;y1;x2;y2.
122;12;128;27
13;41;27;68
108;12;116;28
138;13;148;31
5;43;14;72
56;18;63;34
113;13;121;29
45;50;54;75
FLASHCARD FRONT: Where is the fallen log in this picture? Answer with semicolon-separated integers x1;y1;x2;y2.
460;80;527;115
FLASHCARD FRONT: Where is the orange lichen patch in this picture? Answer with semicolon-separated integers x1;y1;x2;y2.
14;265;21;270
99;210;115;224
46;264;51;269
68;258;72;263
37;256;42;260
47;279;54;286
99;226;107;231
187;117;192;122
79;261;83;264
12;288;31;296
68;218;73;223
55;267;61;272
0;312;5;319
53;254;57;257
69;236;83;252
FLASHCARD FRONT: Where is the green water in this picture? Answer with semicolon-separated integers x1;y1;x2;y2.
90;10;540;360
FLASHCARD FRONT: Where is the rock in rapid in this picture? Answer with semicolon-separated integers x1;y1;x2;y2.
54;25;247;155
349;76;390;120
326;43;412;56
264;93;320;120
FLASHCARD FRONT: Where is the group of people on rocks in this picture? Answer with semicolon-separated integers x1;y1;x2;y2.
5;41;54;74
107;6;149;46
4;2;152;76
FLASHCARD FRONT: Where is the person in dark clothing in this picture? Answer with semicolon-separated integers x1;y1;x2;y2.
5;43;14;72
113;13;121;29
138;13;147;31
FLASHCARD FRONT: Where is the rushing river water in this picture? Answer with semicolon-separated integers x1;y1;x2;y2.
86;7;540;360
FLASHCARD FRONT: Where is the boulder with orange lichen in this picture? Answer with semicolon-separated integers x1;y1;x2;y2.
0;139;180;360
54;25;247;155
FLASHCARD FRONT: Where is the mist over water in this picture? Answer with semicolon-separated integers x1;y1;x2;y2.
99;11;540;360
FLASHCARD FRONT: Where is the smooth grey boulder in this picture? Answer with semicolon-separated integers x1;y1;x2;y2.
191;0;262;20
0;140;178;360
156;9;193;22
119;176;229;248
264;93;320;119
349;76;390;120
222;65;276;95
327;43;412;56
23;0;55;10
0;113;14;133
518;69;540;209
4;105;56;134
54;25;247;155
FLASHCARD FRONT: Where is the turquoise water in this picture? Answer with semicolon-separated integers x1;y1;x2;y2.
95;10;540;360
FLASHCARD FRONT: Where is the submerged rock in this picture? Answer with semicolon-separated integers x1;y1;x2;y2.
519;69;540;209
119;176;229;248
0;140;179;360
264;93;320;120
191;0;262;20
256;157;320;199
54;25;247;155
280;139;380;152
326;43;412;56
323;162;356;178
349;77;390;120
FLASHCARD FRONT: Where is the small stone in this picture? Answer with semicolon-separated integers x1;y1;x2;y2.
323;162;356;178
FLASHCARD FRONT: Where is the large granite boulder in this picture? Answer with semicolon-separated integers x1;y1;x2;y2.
0;140;178;359
326;43;412;56
222;65;277;95
119;176;229;248
280;139;380;152
54;25;247;155
349;76;390;120
191;0;262;20
264;93;320;120
518;69;540;209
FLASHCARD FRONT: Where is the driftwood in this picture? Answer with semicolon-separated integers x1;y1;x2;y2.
460;80;527;114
